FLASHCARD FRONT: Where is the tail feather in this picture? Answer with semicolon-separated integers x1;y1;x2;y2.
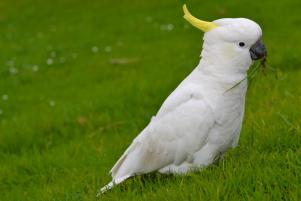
110;141;139;176
97;181;114;196
110;153;128;176
98;138;141;197
96;175;132;197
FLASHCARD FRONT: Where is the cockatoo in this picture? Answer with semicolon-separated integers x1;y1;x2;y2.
98;4;266;195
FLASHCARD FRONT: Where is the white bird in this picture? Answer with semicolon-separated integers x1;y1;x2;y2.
98;4;266;195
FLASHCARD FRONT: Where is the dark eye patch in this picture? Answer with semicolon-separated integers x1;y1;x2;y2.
239;42;245;47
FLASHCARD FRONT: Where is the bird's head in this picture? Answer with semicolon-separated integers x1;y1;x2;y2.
183;5;267;74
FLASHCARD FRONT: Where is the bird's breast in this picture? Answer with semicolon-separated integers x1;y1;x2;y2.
204;80;247;149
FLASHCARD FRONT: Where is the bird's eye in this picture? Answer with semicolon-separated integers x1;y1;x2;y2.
239;42;245;47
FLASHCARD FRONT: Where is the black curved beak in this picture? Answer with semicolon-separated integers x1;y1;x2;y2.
249;40;267;60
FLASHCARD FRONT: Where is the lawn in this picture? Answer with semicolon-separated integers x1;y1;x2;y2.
0;0;300;200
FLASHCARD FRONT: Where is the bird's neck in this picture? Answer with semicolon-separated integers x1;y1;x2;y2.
196;53;252;86
192;57;250;96
197;60;247;84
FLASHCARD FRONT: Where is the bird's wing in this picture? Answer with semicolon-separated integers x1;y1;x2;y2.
110;85;215;180
155;83;203;118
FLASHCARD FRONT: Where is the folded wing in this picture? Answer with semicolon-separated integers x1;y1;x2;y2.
109;83;215;182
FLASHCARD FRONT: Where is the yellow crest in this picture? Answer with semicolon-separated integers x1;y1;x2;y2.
183;4;218;32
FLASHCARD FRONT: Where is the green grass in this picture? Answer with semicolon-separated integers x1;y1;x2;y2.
0;0;300;200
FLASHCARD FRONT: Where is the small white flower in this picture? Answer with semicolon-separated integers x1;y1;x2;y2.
167;24;174;31
9;67;18;75
104;46;112;52
32;65;39;72
160;24;174;31
47;58;53;65
49;100;55;107
2;94;8;101
91;46;99;53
